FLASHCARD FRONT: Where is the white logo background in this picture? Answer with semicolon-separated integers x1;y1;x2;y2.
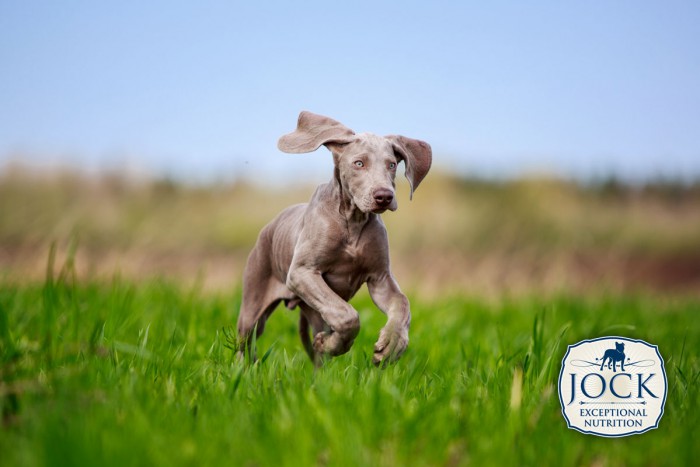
558;336;667;437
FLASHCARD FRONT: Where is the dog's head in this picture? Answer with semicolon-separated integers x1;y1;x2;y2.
278;111;432;214
615;342;625;352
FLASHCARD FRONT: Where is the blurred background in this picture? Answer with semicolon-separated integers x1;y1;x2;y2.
1;1;699;296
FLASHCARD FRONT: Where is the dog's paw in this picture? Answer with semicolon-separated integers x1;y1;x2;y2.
313;330;353;357
313;331;331;354
372;322;408;367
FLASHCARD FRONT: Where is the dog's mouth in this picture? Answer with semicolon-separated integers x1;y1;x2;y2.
371;204;398;214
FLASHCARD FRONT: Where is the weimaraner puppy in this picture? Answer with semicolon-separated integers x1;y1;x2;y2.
237;111;432;366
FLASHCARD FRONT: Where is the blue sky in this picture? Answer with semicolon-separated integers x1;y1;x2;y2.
1;1;699;183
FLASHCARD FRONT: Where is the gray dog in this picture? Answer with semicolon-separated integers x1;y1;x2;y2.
236;111;432;366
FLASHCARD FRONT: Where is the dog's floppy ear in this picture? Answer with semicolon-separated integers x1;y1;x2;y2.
386;135;432;199
278;111;355;154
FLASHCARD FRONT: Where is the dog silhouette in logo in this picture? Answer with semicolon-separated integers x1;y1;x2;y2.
599;342;626;372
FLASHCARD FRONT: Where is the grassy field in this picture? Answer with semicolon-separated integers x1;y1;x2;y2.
1;252;698;466
1;169;700;466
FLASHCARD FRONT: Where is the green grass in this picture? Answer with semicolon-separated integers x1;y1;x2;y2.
1;262;699;466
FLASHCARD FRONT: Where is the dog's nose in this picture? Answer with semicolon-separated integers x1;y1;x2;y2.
373;188;394;207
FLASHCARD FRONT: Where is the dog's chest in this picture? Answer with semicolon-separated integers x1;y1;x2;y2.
321;240;374;299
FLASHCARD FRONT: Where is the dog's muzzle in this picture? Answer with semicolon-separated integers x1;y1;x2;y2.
373;188;394;210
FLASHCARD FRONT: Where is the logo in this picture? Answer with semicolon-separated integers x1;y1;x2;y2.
558;336;667;437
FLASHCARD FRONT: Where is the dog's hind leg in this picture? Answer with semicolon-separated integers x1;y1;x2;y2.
298;303;326;367
236;242;289;361
299;312;313;361
237;294;280;362
237;227;284;361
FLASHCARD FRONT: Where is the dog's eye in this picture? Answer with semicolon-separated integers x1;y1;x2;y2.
389;162;396;169
354;160;364;167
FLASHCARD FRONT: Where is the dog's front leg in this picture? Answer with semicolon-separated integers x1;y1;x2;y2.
368;273;411;366
287;266;360;357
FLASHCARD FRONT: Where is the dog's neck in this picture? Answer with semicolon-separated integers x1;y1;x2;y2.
327;174;373;242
